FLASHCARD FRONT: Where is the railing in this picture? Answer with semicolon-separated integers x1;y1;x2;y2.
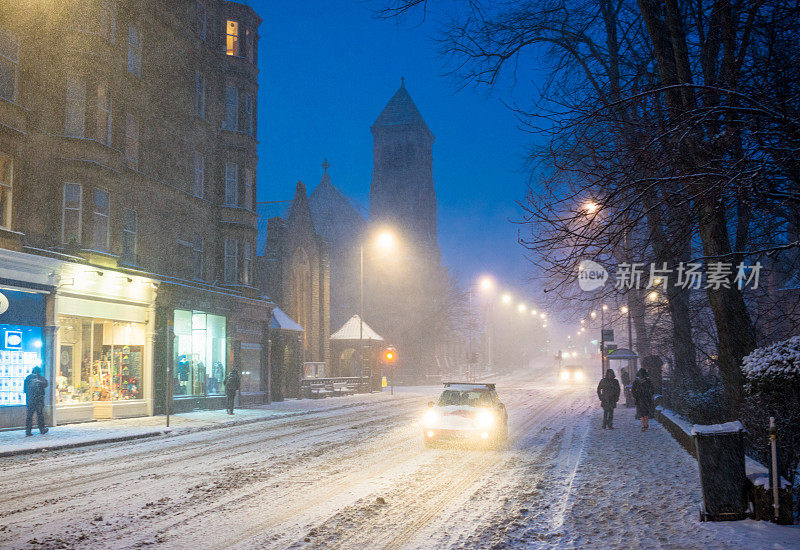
299;376;372;398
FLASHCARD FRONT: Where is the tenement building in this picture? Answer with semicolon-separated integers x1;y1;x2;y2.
0;0;270;429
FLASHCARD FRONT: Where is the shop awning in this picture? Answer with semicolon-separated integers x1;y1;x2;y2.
271;306;304;332
330;315;384;341
606;348;638;360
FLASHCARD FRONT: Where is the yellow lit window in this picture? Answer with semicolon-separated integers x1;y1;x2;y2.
226;20;239;56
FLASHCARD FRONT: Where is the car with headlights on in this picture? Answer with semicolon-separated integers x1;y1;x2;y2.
422;382;508;448
559;364;587;383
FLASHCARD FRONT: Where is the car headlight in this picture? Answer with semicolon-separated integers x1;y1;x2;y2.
423;409;439;427
476;409;495;428
574;371;585;381
560;371;570;381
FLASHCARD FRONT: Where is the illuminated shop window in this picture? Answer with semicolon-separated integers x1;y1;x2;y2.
56;316;145;403
0;326;43;407
173;310;226;397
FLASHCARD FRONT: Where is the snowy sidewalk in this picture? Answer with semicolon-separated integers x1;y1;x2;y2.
0;388;432;458
559;406;798;549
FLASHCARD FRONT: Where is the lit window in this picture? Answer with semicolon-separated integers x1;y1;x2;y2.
92;188;110;251
96;83;112;146
244;168;253;210
224;237;238;284
0;28;19;102
243;242;252;286
224;162;238;206
226;20;239;56
127;25;142;78
193;151;204;197
192;233;204;280
125;113;139;169
223;84;238;130
196;1;207;41
0;153;12;230
62;183;82;244
122;208;137;264
244;94;254;137
194;70;206;118
65;76;86;138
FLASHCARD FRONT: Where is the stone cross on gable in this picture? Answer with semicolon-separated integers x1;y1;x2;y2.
322;158;330;174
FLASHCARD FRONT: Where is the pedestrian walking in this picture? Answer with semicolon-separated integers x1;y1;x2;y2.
632;368;655;431
596;368;620;429
23;366;49;436
224;366;241;415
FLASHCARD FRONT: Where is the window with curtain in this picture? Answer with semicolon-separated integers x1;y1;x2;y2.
224;162;238;206
0;28;19;102
125;114;139;169
244;168;253;211
92;188;110;251
127;25;142;77
62;183;82;244
193;151;204;197
0;153;12;230
223;84;238;130
122;208;137;264
96;83;112;145
65;76;86;137
224;237;238;284
243;242;252;286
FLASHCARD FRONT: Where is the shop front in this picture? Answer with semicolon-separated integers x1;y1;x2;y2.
0;287;49;428
53;265;157;423
153;283;272;413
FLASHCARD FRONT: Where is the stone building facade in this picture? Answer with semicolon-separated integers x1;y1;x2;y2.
259;181;331;398
0;0;271;428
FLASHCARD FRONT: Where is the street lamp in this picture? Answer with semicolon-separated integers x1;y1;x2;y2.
479;276;494;291
359;228;397;384
517;303;526;313
501;293;512;305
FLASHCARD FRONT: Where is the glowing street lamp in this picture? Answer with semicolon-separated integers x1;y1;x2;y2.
621;306;629;314
517;303;526;313
479;276;494;292
501;293;512;305
590;311;597;318
648;291;659;302
583;201;599;214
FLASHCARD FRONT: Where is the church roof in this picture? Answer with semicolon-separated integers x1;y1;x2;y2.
330;314;384;341
308;162;368;244
372;79;433;138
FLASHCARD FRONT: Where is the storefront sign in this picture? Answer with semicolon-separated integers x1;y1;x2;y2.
0;288;46;326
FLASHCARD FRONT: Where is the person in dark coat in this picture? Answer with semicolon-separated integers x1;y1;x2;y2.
597;368;621;429
23;367;49;436
224;366;241;415
631;368;655;431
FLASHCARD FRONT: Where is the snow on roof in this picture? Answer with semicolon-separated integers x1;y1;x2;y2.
442;384;493;392
271;306;304;332
330;315;383;341
690;421;745;436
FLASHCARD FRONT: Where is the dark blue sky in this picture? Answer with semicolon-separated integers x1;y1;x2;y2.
252;1;536;290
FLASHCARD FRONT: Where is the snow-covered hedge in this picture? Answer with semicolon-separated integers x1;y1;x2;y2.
742;335;800;385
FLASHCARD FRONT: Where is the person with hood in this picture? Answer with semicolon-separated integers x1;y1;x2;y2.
23;367;49;436
632;368;655;431
224;366;241;415
596;369;621;429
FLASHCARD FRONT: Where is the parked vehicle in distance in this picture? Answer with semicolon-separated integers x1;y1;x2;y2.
559;364;587;383
422;382;508;448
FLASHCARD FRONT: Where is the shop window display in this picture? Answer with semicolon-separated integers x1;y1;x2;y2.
57;316;145;403
0;325;44;406
173;310;226;397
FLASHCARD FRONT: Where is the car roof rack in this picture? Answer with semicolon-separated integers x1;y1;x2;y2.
442;382;495;390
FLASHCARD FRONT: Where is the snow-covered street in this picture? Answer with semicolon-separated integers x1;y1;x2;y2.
0;377;796;549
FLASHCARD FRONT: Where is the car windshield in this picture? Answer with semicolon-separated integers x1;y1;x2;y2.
437;390;493;407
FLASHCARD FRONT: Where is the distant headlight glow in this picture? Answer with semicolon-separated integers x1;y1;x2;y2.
476;409;495;428
574;371;585;381
560;371;570;381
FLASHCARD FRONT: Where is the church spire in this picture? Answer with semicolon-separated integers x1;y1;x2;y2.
371;79;433;140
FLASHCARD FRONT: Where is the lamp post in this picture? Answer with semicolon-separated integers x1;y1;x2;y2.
359;229;396;387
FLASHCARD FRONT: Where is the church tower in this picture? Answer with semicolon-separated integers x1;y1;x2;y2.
370;79;440;261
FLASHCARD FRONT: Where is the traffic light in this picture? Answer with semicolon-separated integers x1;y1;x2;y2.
382;347;397;364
